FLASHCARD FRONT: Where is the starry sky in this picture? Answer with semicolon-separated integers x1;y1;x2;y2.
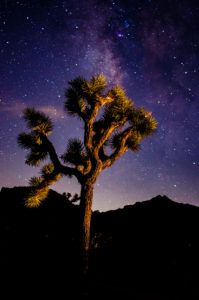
0;0;199;211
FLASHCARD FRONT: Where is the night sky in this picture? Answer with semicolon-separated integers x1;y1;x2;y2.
0;0;199;211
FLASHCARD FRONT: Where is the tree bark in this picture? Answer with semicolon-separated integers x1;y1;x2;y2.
80;180;94;275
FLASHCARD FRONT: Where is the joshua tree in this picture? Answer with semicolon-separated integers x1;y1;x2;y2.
18;74;157;273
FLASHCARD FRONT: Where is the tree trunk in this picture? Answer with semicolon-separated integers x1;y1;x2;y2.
80;180;94;275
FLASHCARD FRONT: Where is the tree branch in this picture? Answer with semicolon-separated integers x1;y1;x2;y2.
40;135;84;183
95;117;128;157
84;95;114;158
40;135;60;168
95;124;116;155
102;126;132;169
84;102;101;157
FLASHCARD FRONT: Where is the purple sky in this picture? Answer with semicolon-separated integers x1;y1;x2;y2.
0;0;199;211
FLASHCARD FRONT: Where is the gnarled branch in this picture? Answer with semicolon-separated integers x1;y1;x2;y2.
40;134;84;184
102;126;133;169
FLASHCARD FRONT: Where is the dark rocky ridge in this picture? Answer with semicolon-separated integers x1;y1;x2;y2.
0;186;199;298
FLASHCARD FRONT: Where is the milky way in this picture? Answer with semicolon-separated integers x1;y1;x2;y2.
0;0;199;211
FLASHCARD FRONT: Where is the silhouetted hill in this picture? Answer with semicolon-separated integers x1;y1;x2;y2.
0;187;199;297
91;196;199;292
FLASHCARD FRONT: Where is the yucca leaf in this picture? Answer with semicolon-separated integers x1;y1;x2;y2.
25;150;48;166
125;132;141;152
41;163;55;177
25;187;49;208
29;176;43;187
61;138;88;167
104;86;133;122
23;107;53;134
136;117;157;137
90;74;107;94
64;75;107;117
17;132;41;149
64;87;86;116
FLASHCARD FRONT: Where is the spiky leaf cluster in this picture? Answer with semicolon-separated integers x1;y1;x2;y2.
18;132;48;166
29;176;43;187
86;74;107;96
26;164;61;207
18;132;41;149
104;86;133;123
109;106;157;153
18;108;53;166
125;132;141;151
110;132;123;149
110;131;140;152
24;108;53;134
128;108;157;137
40;164;61;183
41;163;54;177
137;116;157;137
25;151;48;166
64;78;87;116
64;75;107;117
61;138;88;168
25;187;49;208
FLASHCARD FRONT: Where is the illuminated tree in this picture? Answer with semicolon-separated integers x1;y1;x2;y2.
18;74;157;274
